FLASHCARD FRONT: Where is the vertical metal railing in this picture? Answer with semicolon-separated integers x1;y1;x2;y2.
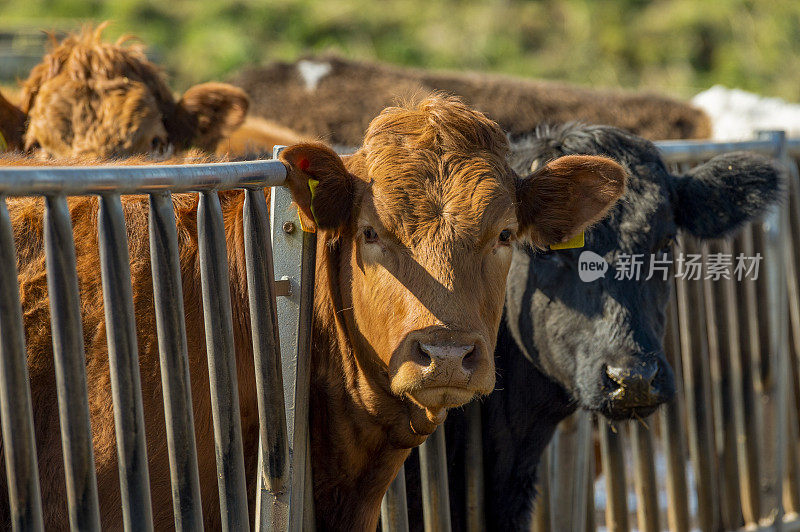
0;196;43;531
44;193;102;531
267;145;317;532
97;193;153;531
0;159;317;531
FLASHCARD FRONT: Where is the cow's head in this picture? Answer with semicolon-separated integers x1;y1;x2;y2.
0;89;26;151
20;24;248;158
506;123;782;420
280;96;626;432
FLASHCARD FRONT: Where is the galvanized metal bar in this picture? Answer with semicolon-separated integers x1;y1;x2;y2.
704;238;743;530
787;139;800;159
655;138;777;164
597;422;627;532
381;467;410;532
464;401;484;532
43;193;101;531
630;423;659;532
419;425;452;532
270;182;316;532
783;155;800;516
584;434;595;532
760;131;790;529
243;187;291;531
0;159;286;196
0;196;43;532
148;191;204;530
97;193;153;531
658;281;690;532
197;190;250;531
548;412;591;532
732;225;764;524
530;445;551;532
674;234;719;531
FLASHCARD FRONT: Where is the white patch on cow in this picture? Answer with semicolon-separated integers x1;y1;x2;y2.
297;60;332;91
693;85;800;140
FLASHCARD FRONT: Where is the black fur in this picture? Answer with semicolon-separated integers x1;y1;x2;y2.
404;123;783;531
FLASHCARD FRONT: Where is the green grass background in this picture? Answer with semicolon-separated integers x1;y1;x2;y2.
1;0;798;100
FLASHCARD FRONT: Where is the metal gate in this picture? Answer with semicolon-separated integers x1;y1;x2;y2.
3;133;800;531
0;149;315;531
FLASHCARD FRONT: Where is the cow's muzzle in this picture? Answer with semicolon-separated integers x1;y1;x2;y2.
602;359;672;413
390;329;495;411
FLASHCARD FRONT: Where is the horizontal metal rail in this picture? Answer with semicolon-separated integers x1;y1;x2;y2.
0;159;287;195
655;137;781;162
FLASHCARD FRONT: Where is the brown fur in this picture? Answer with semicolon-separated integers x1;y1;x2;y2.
4;95;625;530
216;116;309;157
19;24;249;158
0;89;26;151
231;55;711;146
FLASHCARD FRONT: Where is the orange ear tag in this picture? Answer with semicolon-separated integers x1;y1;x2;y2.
550;231;585;250
297;177;319;233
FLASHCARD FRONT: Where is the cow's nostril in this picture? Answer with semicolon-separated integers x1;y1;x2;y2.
461;346;477;371
415;345;433;367
606;363;658;387
418;342;476;369
605;361;662;407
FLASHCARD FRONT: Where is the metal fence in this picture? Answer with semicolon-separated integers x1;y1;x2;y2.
380;131;800;532
3;133;800;532
0;150;316;531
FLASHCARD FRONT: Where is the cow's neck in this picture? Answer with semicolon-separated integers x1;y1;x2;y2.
307;233;436;531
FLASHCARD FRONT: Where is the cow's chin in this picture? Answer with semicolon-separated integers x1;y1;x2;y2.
593;403;660;421
403;386;477;429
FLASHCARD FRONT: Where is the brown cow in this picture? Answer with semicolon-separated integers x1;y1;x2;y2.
4;95;625;530
0;89;26;151
215;115;310;157
231;54;711;146
18;24;248;158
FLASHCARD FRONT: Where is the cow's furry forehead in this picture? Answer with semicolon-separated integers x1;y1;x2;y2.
356;96;516;245
20;23;176;120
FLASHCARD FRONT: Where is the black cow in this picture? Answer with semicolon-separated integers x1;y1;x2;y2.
404;123;783;531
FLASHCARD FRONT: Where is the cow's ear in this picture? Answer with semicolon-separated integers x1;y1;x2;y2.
279;143;355;231
177;82;249;151
516;155;626;248
672;152;783;239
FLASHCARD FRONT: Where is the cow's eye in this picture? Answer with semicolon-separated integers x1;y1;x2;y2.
363;226;379;243
498;229;513;245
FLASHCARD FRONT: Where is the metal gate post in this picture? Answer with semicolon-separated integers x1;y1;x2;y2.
269;147;317;532
759;130;790;530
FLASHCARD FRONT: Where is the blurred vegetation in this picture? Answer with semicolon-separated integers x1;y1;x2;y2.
0;0;799;100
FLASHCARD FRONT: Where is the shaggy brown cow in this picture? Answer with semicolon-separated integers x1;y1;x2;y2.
18;24;248;158
231;55;712;147
4;95;625;530
0;89;25;151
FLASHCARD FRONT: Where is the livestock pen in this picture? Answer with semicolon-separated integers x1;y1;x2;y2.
0;135;798;532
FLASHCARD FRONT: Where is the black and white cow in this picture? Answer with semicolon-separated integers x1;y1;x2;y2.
405;123;783;531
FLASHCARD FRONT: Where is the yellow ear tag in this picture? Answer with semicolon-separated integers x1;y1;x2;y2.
0;131;7;152
550;231;585;250
297;177;320;233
